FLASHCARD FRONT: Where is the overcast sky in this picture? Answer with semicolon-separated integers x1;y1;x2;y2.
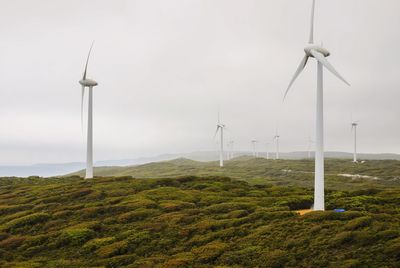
0;0;399;165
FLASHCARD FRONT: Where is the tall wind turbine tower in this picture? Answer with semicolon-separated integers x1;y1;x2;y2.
79;43;98;179
214;117;226;167
273;134;280;160
351;122;358;163
284;0;350;211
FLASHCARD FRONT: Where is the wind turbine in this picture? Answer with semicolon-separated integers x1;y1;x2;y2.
265;142;270;160
214;116;226;167
79;42;98;179
251;140;258;157
226;142;231;160
228;141;234;160
284;0;350;211
273;134;280;160
351;122;359;163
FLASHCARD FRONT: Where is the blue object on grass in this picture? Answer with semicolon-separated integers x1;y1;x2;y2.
333;209;346;213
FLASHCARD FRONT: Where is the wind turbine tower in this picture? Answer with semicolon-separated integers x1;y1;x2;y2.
284;0;350;210
214;117;226;167
79;43;98;179
251;140;258;157
273;135;280;160
228;141;234;160
351;122;358;163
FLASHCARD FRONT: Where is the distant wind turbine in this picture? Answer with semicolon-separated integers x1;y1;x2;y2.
351;122;359;163
228;141;234;160
273;134;280;160
214;115;226;167
79;42;98;179
251;140;258;157
284;0;350;211
265;142;270;160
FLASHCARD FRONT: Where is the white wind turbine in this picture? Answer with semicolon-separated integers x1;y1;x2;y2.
284;0;350;211
351;122;359;163
79;42;98;179
273;134;280;160
265;142;270;160
214;116;226;167
227;141;234;160
251;140;258;157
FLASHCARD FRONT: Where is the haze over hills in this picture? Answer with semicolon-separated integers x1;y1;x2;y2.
1;151;400;177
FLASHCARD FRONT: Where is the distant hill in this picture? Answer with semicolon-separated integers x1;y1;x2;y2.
1;151;399;177
70;157;400;191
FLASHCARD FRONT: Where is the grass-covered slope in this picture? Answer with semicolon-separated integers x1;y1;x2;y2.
72;158;400;190
1;176;400;267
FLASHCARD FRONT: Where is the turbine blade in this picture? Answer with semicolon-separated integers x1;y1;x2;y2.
83;41;95;80
309;0;316;44
310;50;350;86
214;126;220;139
284;55;309;100
81;85;85;133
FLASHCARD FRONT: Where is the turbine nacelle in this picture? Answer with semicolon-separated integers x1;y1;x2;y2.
304;45;330;58
79;79;98;87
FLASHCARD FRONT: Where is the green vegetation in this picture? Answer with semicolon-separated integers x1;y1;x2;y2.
73;157;400;190
1;160;400;267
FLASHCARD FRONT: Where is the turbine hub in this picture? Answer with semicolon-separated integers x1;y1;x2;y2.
79;79;98;87
304;45;330;57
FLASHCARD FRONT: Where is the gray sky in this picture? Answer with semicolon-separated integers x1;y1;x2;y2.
0;0;399;165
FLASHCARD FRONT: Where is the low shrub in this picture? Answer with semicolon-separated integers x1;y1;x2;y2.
0;236;26;250
205;202;255;214
117;208;159;223
191;241;228;263
0;205;34;216
5;213;50;231
56;228;95;247
159;200;196;212
332;231;355;246
344;216;373;230
163;252;195;267
96;240;128;258
384;237;400;258
83;237;114;252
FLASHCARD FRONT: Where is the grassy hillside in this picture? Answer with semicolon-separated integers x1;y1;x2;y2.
1;176;400;267
72;157;400;190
